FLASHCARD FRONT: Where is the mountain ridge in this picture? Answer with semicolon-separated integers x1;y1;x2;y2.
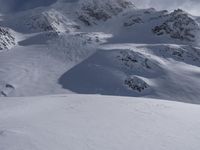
0;0;199;103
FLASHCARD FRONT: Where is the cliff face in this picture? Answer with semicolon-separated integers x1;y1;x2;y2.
0;27;15;50
153;9;199;41
77;0;135;25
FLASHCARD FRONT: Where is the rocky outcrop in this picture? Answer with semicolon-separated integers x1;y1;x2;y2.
125;76;149;92
152;9;199;41
23;9;80;33
78;0;134;25
0;27;15;50
117;50;153;70
124;16;143;27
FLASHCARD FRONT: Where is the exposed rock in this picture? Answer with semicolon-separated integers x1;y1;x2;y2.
152;9;199;41
117;50;152;70
78;0;134;25
124;16;143;26
125;76;149;92
161;46;200;64
0;27;15;50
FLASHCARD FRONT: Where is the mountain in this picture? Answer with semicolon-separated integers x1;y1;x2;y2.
1;1;200;150
152;9;200;41
77;0;134;25
0;0;200;103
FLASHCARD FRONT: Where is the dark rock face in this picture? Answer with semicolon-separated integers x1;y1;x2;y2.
0;27;15;50
125;76;149;92
117;50;152;70
152;9;199;41
124;17;143;27
78;0;134;25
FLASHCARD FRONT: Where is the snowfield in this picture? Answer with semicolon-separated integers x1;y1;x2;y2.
0;94;200;150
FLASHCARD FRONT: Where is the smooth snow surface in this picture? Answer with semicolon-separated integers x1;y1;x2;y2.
0;94;200;150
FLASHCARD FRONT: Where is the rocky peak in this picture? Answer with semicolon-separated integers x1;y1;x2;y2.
153;9;199;41
77;0;134;25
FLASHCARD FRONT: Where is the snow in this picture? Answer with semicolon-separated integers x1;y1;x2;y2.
0;0;200;103
0;1;200;149
59;43;200;103
0;94;200;150
0;45;71;96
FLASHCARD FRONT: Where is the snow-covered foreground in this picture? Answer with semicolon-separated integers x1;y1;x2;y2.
0;94;200;150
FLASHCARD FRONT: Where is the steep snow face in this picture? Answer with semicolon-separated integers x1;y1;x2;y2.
21;9;80;33
3;9;80;33
0;95;200;150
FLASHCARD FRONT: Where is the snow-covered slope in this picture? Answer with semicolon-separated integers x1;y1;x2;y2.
0;0;199;103
0;94;200;150
59;44;200;102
